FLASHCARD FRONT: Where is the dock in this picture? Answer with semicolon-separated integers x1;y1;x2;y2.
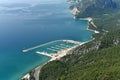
62;40;81;45
22;40;81;53
22;40;62;52
36;51;52;57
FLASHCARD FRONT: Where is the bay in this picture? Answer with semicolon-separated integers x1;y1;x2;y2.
0;1;93;80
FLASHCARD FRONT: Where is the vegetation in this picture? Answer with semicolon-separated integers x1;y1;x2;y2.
39;61;66;80
22;70;35;80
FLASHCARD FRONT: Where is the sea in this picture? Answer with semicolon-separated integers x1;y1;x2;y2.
0;0;93;80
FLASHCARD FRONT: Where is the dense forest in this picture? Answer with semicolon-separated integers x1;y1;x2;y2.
39;46;120;80
39;0;120;80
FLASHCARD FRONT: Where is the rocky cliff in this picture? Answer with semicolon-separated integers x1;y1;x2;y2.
69;0;119;18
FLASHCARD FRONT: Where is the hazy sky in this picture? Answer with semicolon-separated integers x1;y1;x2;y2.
0;0;65;4
0;0;37;3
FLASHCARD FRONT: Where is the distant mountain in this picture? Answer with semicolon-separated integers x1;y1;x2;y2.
70;0;120;18
69;0;120;31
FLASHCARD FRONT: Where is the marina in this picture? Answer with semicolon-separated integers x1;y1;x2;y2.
22;40;81;54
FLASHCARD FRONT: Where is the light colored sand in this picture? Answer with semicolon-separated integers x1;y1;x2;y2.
49;46;77;61
87;26;100;34
36;45;80;62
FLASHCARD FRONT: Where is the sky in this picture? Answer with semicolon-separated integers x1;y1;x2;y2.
0;0;65;4
0;0;37;3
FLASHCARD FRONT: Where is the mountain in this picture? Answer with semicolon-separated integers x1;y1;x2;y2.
71;0;119;17
70;0;120;31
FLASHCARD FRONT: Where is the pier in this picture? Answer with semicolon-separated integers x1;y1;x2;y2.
22;40;81;53
36;51;59;58
36;51;52;57
22;40;62;52
62;40;81;45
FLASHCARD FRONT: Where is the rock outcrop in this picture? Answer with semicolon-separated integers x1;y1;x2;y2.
69;0;119;18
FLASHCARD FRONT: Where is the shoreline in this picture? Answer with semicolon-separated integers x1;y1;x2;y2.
21;17;99;80
21;45;80;80
79;17;99;34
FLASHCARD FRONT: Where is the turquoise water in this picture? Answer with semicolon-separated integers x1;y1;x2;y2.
0;1;93;80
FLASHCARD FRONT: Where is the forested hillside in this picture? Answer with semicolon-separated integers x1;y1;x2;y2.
39;29;120;80
40;46;120;80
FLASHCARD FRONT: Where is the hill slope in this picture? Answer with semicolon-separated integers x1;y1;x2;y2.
39;46;120;80
39;29;120;80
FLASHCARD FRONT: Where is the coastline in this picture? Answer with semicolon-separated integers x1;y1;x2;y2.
21;17;99;80
80;17;99;34
21;45;80;80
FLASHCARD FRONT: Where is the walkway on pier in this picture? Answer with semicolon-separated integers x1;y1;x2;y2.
36;51;52;57
22;40;62;52
63;40;81;45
